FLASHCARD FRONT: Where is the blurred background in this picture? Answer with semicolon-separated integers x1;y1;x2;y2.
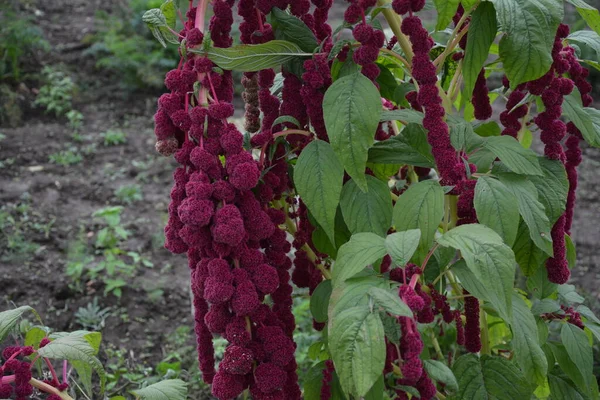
0;0;598;397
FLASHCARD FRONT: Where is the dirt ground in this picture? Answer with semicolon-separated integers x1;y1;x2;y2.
0;0;599;398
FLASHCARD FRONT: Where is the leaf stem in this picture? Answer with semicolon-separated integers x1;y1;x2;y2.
429;330;445;361
29;378;74;400
434;10;472;70
272;129;312;139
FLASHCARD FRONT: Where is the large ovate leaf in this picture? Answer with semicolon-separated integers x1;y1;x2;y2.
463;1;498;97
567;30;600;59
424;359;459;393
385;229;421;268
392;180;444;263
450;354;533;400
311;280;332;323
529;158;569;225
498;173;553;256
270;7;318;52
329;306;385;397
131;379;187;400
368;287;413;317
562;91;600;147
433;0;461;30
437;224;515;322
561;323;594;395
0;306;38;342
332;233;387;285
526;264;558;299
329;276;389;319
368;124;434;167
548;371;589;400
474;176;519;246
511;294;548;385
550;342;599;399
340;175;393;237
201;40;310;72
323;72;382;191
512;220;547;276
490;0;563;86
379;109;424;124
566;0;600;35
483;136;543;175
294;140;344;244
37;335;106;393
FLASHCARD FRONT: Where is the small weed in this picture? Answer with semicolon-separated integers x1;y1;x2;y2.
49;148;83;166
101;129;127;146
75;298;113;330
0;195;43;262
66;206;151;298
66;109;84;132
34;66;76;117
115;184;143;205
0;158;15;169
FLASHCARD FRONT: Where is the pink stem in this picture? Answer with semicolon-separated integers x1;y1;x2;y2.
44;357;60;386
195;0;208;32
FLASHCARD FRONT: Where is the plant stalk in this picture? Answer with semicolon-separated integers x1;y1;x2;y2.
377;0;414;61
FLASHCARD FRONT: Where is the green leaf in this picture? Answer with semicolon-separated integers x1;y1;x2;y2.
160;0;176;28
474;176;519;246
437;224;515;322
379;109;424;124
363;375;384;400
562;91;600;147
434;0;461;30
548;371;588;400
511;294;548;385
131;379;187;400
294;140;344;244
311;280;333;323
490;0;563;86
37;335;106;393
483;136;543;175
550;343;599;399
329;306;385;397
392;180;444;263
450;354;533;400
452;259;491;305
385;229;421;268
368;124;434;167
340;175;393;237
270;7;318;52
449;117;484;152
424;359;459;393
332;233;387;285
566;0;600;35
566;234;577;270
474;120;501;137
303;361;347;400
526;264;557;299
498;173;553;256
463;1;498;97
529;158;569;225
567;30;600;58
200;40;311;72
368;287;413;317
561;323;594;393
0;306;38;342
25;327;47;348
329;276;389;319
512;220;547;276
142;8;179;47
323;72;382;191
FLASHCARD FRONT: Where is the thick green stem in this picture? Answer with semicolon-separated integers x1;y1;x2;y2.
377;0;414;61
480;308;491;355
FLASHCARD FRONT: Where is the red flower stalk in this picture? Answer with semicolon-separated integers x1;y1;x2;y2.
463;291;481;353
320;359;334;399
472;69;492;120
